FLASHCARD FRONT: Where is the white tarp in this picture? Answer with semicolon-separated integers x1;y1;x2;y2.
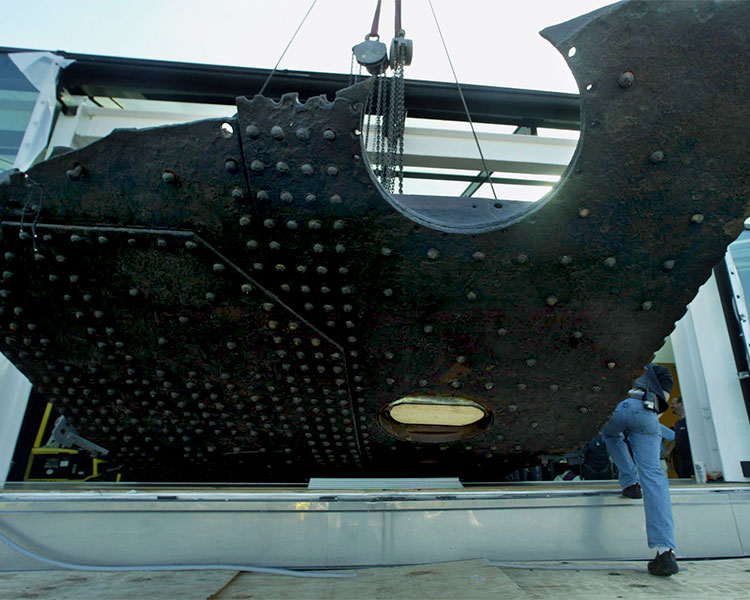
0;353;31;487
9;52;75;172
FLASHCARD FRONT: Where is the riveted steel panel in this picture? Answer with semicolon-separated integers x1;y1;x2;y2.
0;0;748;481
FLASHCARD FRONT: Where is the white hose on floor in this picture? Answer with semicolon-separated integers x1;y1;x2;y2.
0;531;355;578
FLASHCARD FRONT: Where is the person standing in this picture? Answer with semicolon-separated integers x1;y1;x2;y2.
601;364;678;576
671;397;694;478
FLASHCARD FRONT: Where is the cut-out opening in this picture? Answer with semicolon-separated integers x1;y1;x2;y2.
360;47;581;234
568;46;577;57
379;395;492;443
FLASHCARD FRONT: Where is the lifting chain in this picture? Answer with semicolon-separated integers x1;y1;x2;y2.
353;0;412;195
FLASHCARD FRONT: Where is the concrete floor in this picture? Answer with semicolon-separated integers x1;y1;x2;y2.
1;557;749;599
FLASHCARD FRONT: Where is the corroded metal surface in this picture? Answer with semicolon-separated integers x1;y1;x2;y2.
1;0;748;481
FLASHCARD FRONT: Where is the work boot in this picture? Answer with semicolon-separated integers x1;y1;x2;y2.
622;483;642;499
647;550;679;576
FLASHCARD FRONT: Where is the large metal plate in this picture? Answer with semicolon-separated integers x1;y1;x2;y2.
0;0;748;481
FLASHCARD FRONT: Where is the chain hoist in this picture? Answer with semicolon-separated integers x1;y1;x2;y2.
351;0;412;194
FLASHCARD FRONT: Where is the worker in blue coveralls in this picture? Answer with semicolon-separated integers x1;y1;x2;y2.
601;364;678;576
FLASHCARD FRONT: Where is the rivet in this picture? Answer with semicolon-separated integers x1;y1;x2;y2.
127;238;136;245
472;251;485;261
2;271;12;279
316;266;328;275
3;252;14;260
70;234;84;243
280;283;291;291
241;283;253;294
663;259;675;270
66;164;84;180
341;286;352;294
213;263;225;272
607;361;616;369
603;256;616;268
549;384;559;392
301;285;311;293
497;328;507;336
323;304;334;312
326;166;339;176
691;214;704;224
182;241;196;251
257;190;270;201
423;325;434;333
323;129;336;141
335;244;346;254
345;320;355;329
70;274;79;283
456;356;466;364
271;125;284;140
253;262;264;270
301;164;314;176
231;187;244;199
466;291;477;301
641;300;654;311
297;265;308;273
305;193;317;203
296;127;310;140
320;286;330;294
308;220;322;230
386;378;395;385
578;208;590;218
427;248;439;260
250;160;265;172
94;310;104;318
451;381;461;389
526;358;537;367
572;330;583;339
326;320;336;327
516;253;528;264
280;191;293;203
262;302;274;312
330;194;342;205
343;304;353;313
289;321;300;331
618;71;634;88
649;150;665;164
205;292;215;301
157;239;167;247
560;255;573;265
276;264;286;272
246;239;259;249
347;336;357;343
83;294;92;302
263;218;275;228
287;220;299;230
96;236;109;245
225;159;238;173
381;247;392;256
485;382;494;390
311;338;321;347
579;406;590;414
268;321;278;329
179;316;189;323
516;382;526;391
333;220;344;230
48;274;57;282
276;162;290;173
245;124;260;138
546;296;558;306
